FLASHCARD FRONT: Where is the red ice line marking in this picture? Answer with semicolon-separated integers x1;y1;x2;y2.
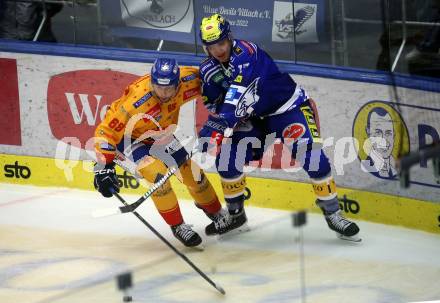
0;189;69;208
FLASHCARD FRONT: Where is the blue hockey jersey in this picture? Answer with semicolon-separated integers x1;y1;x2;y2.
199;39;308;128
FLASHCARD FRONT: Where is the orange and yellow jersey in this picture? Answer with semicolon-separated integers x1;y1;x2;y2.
94;66;201;164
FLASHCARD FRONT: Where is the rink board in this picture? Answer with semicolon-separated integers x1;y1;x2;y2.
1;153;439;234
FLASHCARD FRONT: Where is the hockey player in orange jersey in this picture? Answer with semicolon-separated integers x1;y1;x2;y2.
93;58;229;247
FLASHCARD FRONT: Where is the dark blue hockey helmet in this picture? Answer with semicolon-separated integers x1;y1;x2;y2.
151;58;180;87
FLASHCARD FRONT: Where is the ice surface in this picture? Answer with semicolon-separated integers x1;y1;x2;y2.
0;184;439;303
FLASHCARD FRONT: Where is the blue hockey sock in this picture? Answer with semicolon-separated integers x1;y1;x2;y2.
316;197;340;215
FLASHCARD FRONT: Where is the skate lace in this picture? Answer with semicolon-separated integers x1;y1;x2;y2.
327;211;351;231
214;212;232;230
175;224;195;241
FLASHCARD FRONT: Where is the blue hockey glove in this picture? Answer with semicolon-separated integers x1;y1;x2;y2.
198;115;229;147
93;162;120;198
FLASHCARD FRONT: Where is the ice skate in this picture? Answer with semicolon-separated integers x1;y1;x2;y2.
324;210;361;242
205;208;249;237
171;223;203;248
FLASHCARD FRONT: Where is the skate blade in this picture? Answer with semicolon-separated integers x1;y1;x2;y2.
184;244;205;252
217;223;251;241
336;233;362;242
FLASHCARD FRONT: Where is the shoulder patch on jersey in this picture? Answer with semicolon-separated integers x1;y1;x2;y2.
233;46;243;56
240;40;255;55
133;92;153;108
181;73;197;82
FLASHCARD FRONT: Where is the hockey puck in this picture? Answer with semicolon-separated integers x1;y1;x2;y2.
123;295;132;302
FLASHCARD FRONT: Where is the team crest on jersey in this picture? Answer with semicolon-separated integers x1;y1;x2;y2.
133;92;153;108
182;73;197;82
235;78;259;117
168;103;177;112
282;123;306;141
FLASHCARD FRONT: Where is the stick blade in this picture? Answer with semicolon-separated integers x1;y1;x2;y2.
92;207;122;218
215;284;226;295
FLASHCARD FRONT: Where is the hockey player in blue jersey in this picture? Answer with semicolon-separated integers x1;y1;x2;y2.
198;14;360;241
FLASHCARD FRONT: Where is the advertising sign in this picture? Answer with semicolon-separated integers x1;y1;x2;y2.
0;58;21;146
101;0;324;51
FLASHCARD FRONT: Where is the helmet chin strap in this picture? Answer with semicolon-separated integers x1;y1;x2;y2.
202;45;210;56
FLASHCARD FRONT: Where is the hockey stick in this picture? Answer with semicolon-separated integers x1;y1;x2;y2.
92;166;177;218
112;191;226;295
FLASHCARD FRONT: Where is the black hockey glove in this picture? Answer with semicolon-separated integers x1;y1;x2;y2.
93;162;120;198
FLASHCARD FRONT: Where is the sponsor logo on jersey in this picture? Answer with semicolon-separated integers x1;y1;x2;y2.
225;88;238;101
143;103;162;122
183;87;200;100
181;73;197;82
133;92;153;108
234;75;243;83
212;72;224;83
282;123;306;140
47;70;138;147
233;46;243;56
300;104;320;140
4;161;31;179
